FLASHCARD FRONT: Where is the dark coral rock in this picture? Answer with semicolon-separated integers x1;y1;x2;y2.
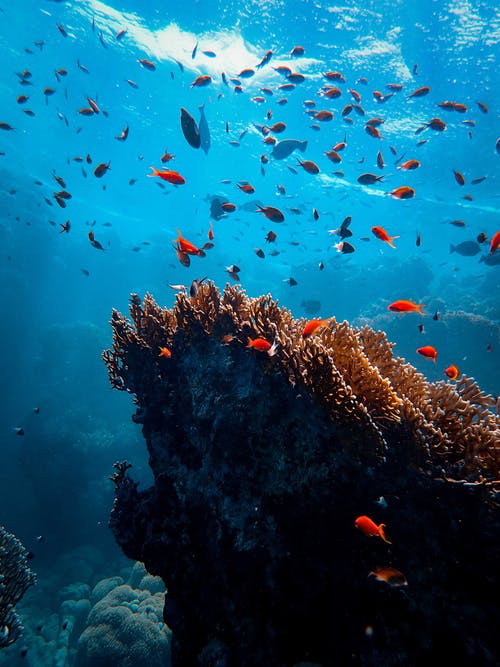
104;285;500;667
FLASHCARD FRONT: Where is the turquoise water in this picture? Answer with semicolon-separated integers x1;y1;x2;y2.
0;0;498;664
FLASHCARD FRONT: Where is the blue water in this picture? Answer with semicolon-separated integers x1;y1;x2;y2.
0;0;498;663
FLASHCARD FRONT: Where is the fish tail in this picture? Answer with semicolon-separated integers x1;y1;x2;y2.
416;304;426;316
247;337;253;348
148;166;159;177
300;140;308;152
378;524;392;544
267;340;278;357
449;244;455;254
388;235;400;249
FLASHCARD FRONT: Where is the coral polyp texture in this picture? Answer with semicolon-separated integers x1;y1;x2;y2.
103;284;500;667
0;525;36;648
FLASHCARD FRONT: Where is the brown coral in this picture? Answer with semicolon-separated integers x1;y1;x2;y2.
104;283;500;482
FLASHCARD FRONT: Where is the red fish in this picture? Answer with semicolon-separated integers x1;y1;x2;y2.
191;75;212;87
148;166;185;184
452;169;465;185
369;566;407;587
388;300;425;315
389;186;415;199
237;182;255;194
365;124;382;139
222;202;236;212
256;205;284;222
173;229;201;255
489;230;500;255
93;162;110;178
247;337;277;356
208;221;214;240
297;159;320;174
158;346;171;358
444;364;459;380
398;159;420;170
302;318;330;338
372;226;399;248
417;345;437;362
354;516;391;544
137;58;156;71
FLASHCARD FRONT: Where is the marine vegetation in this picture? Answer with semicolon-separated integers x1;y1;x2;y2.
103;283;499;666
0;525;36;648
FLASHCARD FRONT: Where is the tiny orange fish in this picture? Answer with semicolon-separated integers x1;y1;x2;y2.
237;183;255;194
173;229;201;256
355;515;391;544
148;166;185;184
158;346;171;358
302;318;330;338
488;230;500;255
398;159;420;170
388;300;425;315
191;75;212;87
365;124;382;139
314;110;334;121
247;337;277;356
208;221;214;240
444;364;459;380
297;159;320;174
417;345;437;362
389;186;415;199
372;226;399;248
369;566;407;587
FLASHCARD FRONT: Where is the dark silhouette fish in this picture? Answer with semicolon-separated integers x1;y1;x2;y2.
449;241;480;256
198;104;210;154
271;139;308;160
480;253;500;266
180;107;201;149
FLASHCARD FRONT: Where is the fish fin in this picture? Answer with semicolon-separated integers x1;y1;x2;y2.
416;304;426;316
247;337;253;348
147;166;159;177
378;524;392;544
388;236;400;249
449;244;455;254
267;340;278;357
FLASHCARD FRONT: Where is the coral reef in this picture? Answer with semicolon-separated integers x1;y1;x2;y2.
0;525;36;648
104;284;500;666
75;565;170;667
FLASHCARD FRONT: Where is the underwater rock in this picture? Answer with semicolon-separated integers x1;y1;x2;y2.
104;284;500;667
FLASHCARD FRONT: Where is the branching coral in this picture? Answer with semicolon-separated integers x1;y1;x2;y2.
103;283;500;667
104;283;499;481
0;525;36;648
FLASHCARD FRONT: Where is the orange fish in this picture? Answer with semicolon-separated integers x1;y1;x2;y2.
148;166;185;185
247;337;277;356
354;515;391;544
208;221;214;240
444;364;459;380
398;159;420;170
297;159;320;174
222;202;236;212
173;229;201;256
489;230;500;255
237;182;255;194
389;186;415;199
372;226;399;249
417;345;437;362
256;205;284;222
173;245;190;267
314;110;334;121
158;346;171;358
388;300;425;315
190;75;212;87
452;169;465;185
365;125;382;139
161;150;175;163
137;58;156;71
302;318;331;338
369;566;407;587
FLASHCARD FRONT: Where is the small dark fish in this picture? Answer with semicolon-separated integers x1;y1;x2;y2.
126;79;138;88
77;59;89;73
20;647;28;658
358;173;384;185
256;50;272;69
284;277;298;286
94;162;110;178
265;231;277;243
0;122;15;131
318;261;324;270
418;324;425;334
190;277;207;297
98;32;108;49
471;176;486;185
254;247;265;258
59;220;70;233
313;208;319;220
449;241;480;256
477;101;488;114
15;427;24;436
450;219;466;228
81;268;90;276
416;231;421;247
115;124;129;141
56;23;67;37
180;107;201;149
433;311;440;321
137;58;156;71
477;232;487;244
88;230;104;250
202;50;216;58
192;41;198;59
452;169;465;186
335;241;355;254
